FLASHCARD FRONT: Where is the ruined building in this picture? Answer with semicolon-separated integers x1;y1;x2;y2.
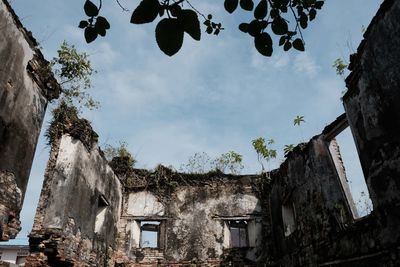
0;0;59;241
1;0;400;266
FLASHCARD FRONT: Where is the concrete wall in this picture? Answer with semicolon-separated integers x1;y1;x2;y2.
266;1;400;265
268;135;355;266
0;0;59;240
27;133;122;266
343;0;400;212
115;173;264;266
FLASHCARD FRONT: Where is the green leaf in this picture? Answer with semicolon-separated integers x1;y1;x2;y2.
254;0;268;20
240;0;254;11
309;8;316;21
238;23;249;33
84;0;99;17
84;27;98;43
178;9;201;41
131;0;160;24
292;38;305;51
224;0;239;13
96;16;110;30
78;20;89;29
155;18;184;56
283;41;292;51
254;32;273;57
271;16;288;35
294;115;305;125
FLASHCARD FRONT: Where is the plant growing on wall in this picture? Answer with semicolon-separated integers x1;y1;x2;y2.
179;152;212;174
104;141;136;167
180;151;244;174
252;137;276;178
293;114;305;142
51;41;99;111
211;151;244;174
333;58;349;95
283;144;295;156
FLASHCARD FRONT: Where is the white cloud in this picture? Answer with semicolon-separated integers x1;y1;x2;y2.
293;52;320;78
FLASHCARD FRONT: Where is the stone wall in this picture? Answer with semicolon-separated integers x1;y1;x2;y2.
0;0;59;240
113;168;265;266
25;108;122;266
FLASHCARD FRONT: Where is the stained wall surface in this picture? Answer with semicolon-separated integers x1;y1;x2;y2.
26;133;122;266
265;0;400;265
114;172;265;266
0;0;59;241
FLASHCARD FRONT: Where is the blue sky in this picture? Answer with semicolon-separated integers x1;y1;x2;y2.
8;0;381;238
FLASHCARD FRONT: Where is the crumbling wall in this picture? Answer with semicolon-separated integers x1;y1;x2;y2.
113;168;265;266
266;1;400;265
26;106;121;266
343;0;400;213
0;0;59;240
267;134;355;266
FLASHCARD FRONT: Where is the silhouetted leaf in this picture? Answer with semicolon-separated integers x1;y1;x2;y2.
284;41;292;51
270;8;279;18
84;0;99;17
248;20;262;37
159;7;165;17
224;0;239;13
206;26;213;34
78;20;89;29
170;4;182;17
271;17;288;35
238;23;249;33
300;13;308;28
279;36;286;46
292;38;305;51
240;0;254;11
254;0;268;20
84;27;98;43
309;8;316;21
178;9;201;41
314;1;324;9
155;18;184;56
131;0;160;24
214;29;220;35
95;21;106;36
254;32;273;56
96;16;110;29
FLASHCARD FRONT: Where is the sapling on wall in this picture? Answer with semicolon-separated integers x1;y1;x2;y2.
252;137;276;180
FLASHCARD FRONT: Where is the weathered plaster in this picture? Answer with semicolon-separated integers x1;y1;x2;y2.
27;135;122;266
0;0;59;240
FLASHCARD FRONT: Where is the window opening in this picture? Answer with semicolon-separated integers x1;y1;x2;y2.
95;195;109;233
282;200;296;237
140;221;160;248
229;220;248;247
329;127;373;218
16;256;26;265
